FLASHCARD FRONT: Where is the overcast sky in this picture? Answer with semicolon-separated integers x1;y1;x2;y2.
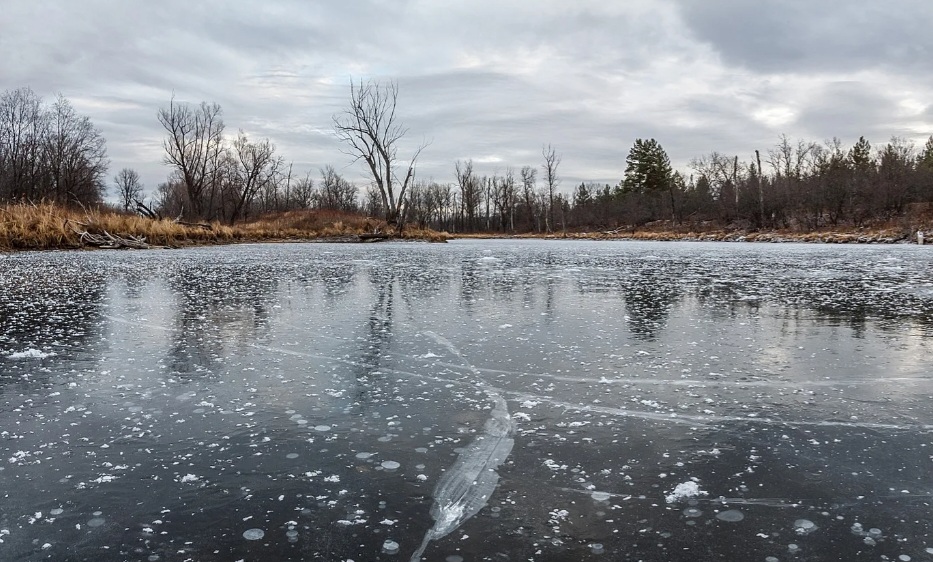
2;0;932;199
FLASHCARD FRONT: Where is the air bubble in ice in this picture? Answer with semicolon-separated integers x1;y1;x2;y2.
382;539;400;554
243;528;265;540
589;543;605;554
868;528;882;539
788;544;799;553
355;452;374;459
381;460;401;470
50;508;63;516
591;491;611;502
683;507;703;518
715;510;744;522
794;519;817;534
446;556;464;562
87;518;105;527
286;529;299;540
314;425;331;432
286;453;299;459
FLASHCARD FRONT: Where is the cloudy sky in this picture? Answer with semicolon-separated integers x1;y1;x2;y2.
2;0;932;198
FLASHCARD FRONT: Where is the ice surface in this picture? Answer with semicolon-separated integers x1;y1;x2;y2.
2;241;933;560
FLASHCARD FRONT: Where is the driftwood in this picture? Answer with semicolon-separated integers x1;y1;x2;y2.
134;199;161;220
174;220;213;230
78;230;153;249
65;219;158;249
358;233;391;242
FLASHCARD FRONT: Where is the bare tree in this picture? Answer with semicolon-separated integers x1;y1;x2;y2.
520;165;537;231
318;165;357;211
333;79;426;230
225;130;281;223
542;144;561;232
455;159;482;231
0;87;45;201
113;167;143;211
291;172;315;209
43;95;108;203
158;97;225;219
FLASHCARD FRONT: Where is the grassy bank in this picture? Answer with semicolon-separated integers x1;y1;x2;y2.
455;227;916;244
0;203;447;251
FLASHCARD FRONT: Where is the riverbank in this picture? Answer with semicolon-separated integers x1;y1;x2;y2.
454;225;922;244
0;203;448;251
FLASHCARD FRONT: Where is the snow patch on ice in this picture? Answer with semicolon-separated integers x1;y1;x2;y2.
665;480;708;503
7;348;54;359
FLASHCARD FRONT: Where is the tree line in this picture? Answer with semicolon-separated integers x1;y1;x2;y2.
3;83;933;232
0;87;108;205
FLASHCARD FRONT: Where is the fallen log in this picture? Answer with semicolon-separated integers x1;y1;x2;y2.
65;219;159;249
79;229;152;249
174;220;213;231
358;233;391;242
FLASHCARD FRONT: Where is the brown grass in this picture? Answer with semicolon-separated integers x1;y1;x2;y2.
452;222;920;244
0;202;448;251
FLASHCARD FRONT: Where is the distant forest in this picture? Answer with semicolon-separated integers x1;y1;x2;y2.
3;86;933;232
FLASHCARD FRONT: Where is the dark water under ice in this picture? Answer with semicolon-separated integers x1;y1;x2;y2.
1;240;933;561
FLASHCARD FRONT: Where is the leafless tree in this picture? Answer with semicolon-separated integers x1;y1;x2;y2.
114;167;143;211
158;97;225;219
520;165;537;231
333;79;426;230
224;130;281;223
43;94;108;203
0;87;45;201
291;172;315;209
318;165;357;212
542;144;561;232
455;159;482;231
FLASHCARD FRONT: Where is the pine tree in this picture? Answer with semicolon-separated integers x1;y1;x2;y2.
621;138;673;193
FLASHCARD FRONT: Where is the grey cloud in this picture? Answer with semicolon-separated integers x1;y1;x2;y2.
792;81;901;143
673;0;933;73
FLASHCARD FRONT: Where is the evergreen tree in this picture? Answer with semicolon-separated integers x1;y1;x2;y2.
621;138;673;193
918;136;933;170
848;136;873;171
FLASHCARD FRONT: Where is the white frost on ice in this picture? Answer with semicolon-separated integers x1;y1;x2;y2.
665;480;708;503
7;348;54;359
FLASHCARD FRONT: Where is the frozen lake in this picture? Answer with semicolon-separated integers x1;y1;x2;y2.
1;239;933;561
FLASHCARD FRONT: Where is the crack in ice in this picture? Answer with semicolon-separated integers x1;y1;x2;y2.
409;332;515;562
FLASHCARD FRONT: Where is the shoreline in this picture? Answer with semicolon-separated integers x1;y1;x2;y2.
451;227;920;245
1;203;927;252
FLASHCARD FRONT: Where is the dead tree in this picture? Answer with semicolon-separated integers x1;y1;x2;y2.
114;168;143;211
333;79;426;232
157;97;224;219
542;144;561;232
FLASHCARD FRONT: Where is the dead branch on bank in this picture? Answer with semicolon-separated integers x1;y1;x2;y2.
64;219;160;249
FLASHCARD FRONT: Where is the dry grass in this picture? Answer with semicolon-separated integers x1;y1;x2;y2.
0;203;448;251
452;222;920;244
